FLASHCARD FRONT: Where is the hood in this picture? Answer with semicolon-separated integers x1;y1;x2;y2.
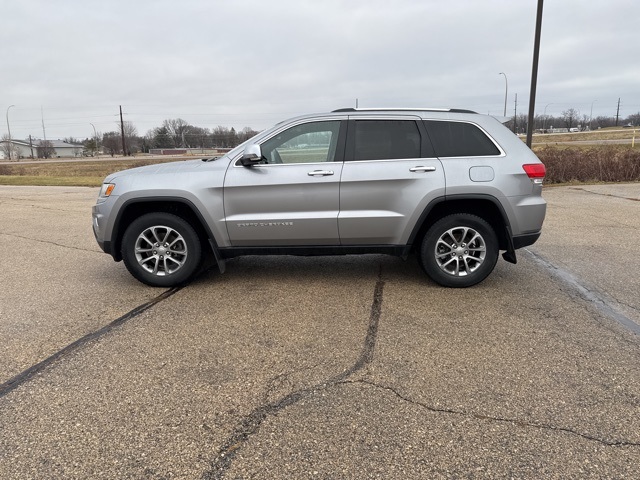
105;159;205;182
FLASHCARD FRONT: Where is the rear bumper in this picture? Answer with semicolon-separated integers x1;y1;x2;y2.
512;231;541;249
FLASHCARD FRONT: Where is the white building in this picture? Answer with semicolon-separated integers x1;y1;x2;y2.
0;139;84;160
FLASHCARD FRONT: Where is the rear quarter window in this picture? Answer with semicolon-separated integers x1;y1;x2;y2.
424;120;501;157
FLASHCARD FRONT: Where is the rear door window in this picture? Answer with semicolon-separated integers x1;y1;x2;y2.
351;120;422;160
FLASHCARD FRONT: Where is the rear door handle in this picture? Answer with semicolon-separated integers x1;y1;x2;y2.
308;170;334;176
409;166;436;173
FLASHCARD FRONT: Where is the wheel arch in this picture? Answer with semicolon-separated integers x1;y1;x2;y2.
110;197;218;262
407;195;511;253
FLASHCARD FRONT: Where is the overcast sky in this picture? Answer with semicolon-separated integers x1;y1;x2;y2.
2;0;639;140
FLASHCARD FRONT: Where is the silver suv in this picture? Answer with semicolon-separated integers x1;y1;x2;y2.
93;108;546;288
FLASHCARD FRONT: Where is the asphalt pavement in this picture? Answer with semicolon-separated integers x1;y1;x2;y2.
0;184;639;479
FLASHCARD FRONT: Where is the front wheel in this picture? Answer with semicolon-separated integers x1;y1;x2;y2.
420;214;498;288
121;213;202;287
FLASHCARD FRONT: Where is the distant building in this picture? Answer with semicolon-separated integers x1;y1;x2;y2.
0;139;84;159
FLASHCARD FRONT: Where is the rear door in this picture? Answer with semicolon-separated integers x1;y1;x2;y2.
338;117;445;245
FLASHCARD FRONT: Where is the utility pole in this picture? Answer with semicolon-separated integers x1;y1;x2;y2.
119;105;127;156
6;105;15;160
526;0;544;147
513;93;518;133
29;135;34;158
41;106;47;142
615;98;621;127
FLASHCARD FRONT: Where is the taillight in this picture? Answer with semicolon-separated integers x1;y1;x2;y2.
523;163;545;183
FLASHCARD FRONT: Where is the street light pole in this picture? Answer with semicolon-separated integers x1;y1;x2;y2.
543;103;554;131
6;104;15;160
90;123;98;156
499;73;508;116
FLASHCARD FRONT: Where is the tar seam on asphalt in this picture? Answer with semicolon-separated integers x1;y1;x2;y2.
524;248;640;336
201;267;385;480
0;287;182;399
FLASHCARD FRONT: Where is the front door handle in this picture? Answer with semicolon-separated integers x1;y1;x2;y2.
308;170;334;176
409;166;437;173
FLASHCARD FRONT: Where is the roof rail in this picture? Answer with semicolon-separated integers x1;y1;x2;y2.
332;107;477;114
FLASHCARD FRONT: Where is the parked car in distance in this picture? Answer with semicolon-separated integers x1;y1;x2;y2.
93;108;546;288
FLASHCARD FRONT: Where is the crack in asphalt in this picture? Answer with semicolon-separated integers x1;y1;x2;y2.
0;232;99;253
524;248;640;336
199;256;640;479
201;267;385;480
0;287;182;399
0;198;83;212
570;187;640;202
343;380;640;448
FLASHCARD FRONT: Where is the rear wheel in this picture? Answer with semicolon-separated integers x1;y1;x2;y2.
121;213;202;287
420;214;498;288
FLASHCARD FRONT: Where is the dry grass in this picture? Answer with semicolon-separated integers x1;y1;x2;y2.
0;158;180;187
536;146;640;184
0;175;103;187
532;128;637;144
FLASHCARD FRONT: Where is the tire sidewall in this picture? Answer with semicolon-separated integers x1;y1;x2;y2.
421;214;498;288
121;213;202;287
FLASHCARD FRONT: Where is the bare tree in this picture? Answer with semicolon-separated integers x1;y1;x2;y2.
212;126;238;147
37;140;56;159
103;132;121;156
580;114;591;131
1;134;19;160
188;126;211;148
561;108;580;129
238;127;260;143
594;116;615;129
162;118;192;147
515;114;528;135
122;120;139;155
625;113;640;126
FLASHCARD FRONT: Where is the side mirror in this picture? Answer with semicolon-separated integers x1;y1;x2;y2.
240;144;262;167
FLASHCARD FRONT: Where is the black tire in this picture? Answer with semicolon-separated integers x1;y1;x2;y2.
420;214;498;288
121;213;202;287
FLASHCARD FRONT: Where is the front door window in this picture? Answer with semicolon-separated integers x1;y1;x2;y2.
259;121;341;164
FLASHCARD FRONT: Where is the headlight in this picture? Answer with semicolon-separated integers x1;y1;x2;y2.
99;183;115;199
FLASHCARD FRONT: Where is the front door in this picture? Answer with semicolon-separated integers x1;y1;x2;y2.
224;120;345;246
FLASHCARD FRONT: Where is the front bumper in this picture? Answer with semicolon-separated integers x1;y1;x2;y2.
92;202;116;259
